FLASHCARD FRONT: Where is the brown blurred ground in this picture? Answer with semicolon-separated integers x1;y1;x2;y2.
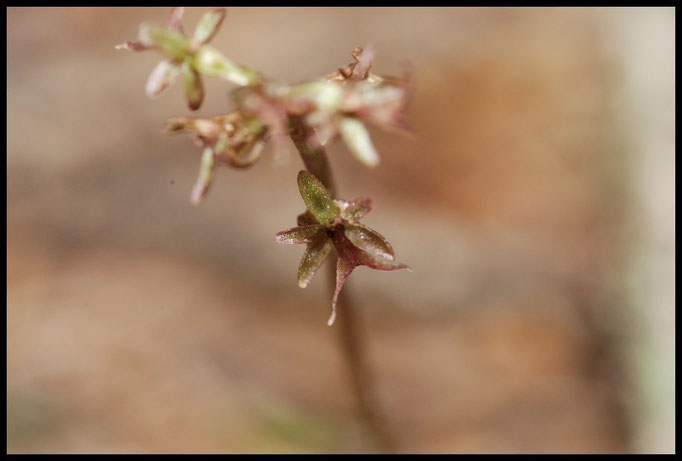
7;7;675;453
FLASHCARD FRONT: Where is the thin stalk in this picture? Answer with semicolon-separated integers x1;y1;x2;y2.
288;116;395;453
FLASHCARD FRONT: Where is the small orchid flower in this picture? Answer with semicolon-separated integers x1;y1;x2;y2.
164;111;267;204
276;171;411;326
116;7;258;110
274;47;412;168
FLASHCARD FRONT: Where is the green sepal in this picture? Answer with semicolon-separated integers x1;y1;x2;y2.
297;171;339;225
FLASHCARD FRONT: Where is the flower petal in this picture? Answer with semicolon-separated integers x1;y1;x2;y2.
327;230;410;326
297;171;339;225
339;117;379;167
275;225;325;245
298;237;334;289
344;223;395;261
145;60;180;98
192;8;226;46
329;256;354;326
181;60;204;110
193;45;259;86
168;7;185;33
334;229;410;272
190;147;216;206
336;197;373;222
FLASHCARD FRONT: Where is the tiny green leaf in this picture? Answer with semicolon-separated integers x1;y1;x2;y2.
339;117;379;167
297;171;339;225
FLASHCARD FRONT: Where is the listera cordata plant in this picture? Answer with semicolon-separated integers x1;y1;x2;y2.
118;7;412;325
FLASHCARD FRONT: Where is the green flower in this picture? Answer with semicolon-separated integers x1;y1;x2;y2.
116;7;258;110
276;171;410;325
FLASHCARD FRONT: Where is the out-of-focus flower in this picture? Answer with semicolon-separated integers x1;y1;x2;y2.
116;7;259;110
276;171;410;325
232;82;292;165
164;111;267;204
275;47;412;167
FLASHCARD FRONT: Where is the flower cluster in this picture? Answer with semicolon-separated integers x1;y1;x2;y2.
118;8;413;326
276;171;410;325
116;7;258;110
230;49;412;169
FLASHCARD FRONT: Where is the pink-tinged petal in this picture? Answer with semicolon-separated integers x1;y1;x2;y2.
297;211;318;226
275;225;325;245
181;60;204;111
334;229;410;272
344;224;395;261
114;40;150;51
329;256;355;326
298;237;333;289
192;8;226;46
350;45;375;81
327;229;410;326
168;7;185;33
145;60;180;98
336;197;373;221
190;147;216;206
297;171;340;225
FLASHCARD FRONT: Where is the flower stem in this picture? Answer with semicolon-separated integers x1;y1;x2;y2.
288;116;395;453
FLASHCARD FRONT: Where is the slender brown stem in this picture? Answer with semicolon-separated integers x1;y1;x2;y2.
288;116;395;453
330;262;395;453
288;117;336;194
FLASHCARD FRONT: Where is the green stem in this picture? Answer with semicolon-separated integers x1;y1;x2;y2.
288;116;395;453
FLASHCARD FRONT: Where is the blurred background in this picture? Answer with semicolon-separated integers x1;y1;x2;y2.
7;7;675;453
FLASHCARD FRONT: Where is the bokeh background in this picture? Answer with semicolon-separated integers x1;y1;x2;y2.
7;7;675;454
